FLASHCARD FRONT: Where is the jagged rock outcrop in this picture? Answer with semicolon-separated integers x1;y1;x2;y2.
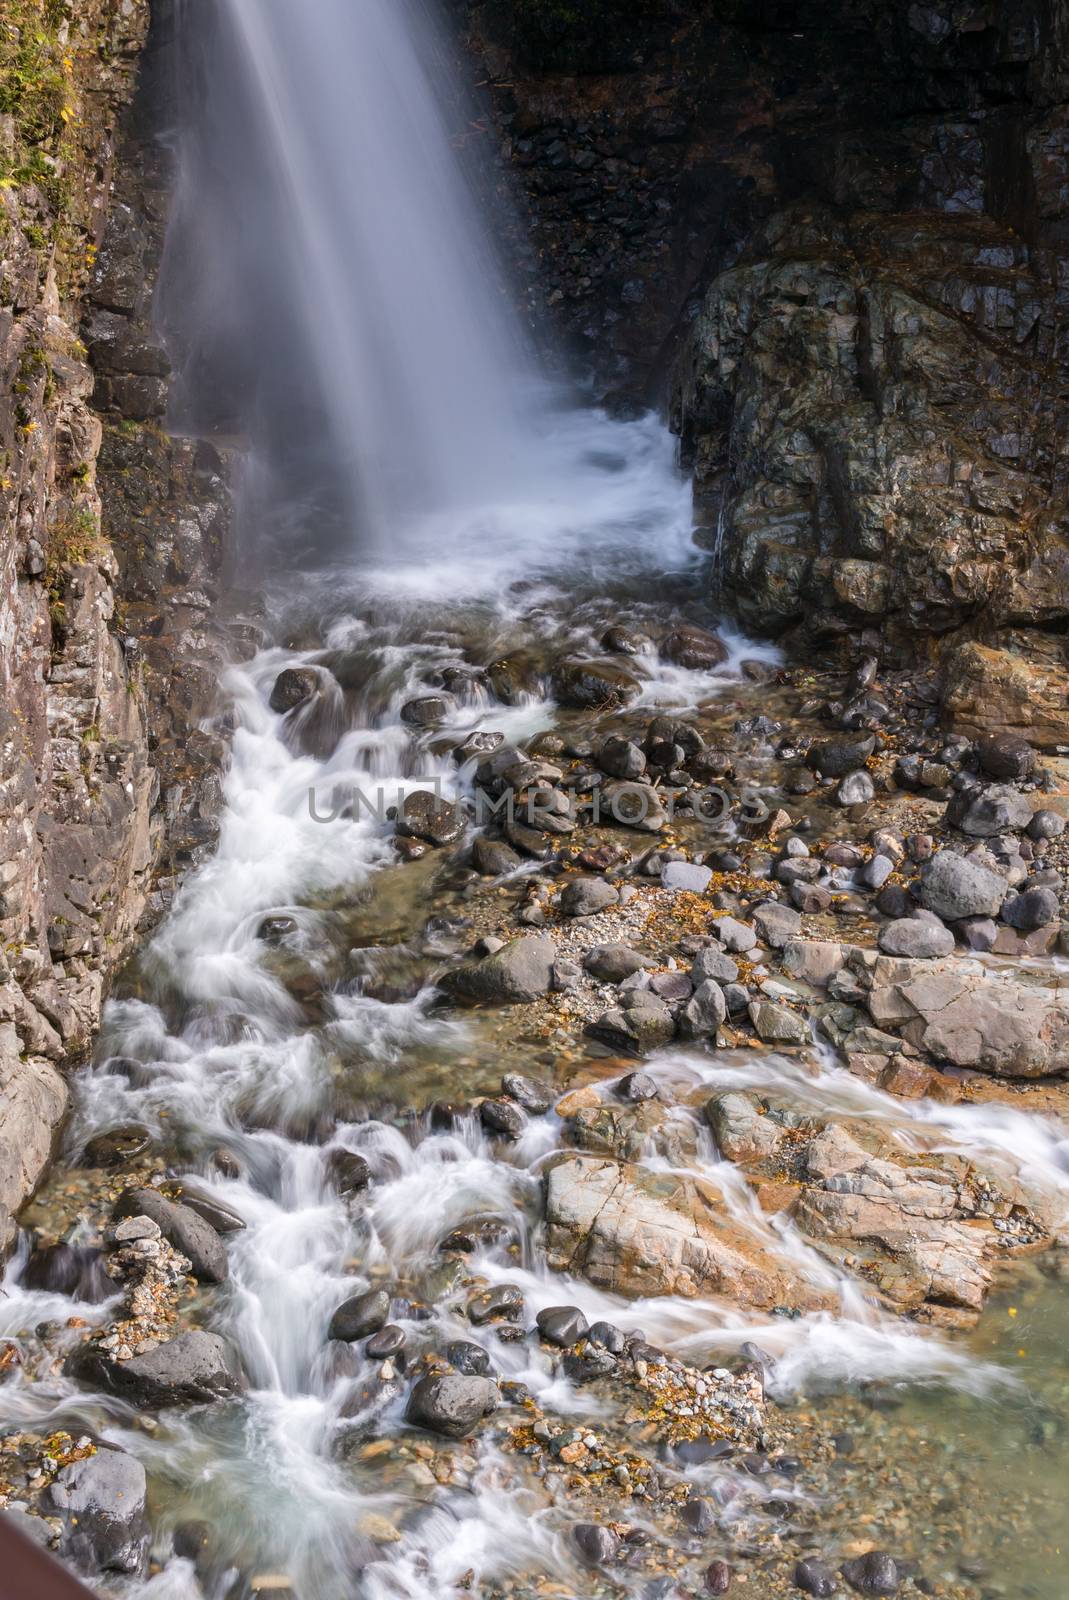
472;0;1069;735
0;1;235;1247
672;202;1069;697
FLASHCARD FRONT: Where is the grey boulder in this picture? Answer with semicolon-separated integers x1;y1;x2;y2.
69;1330;244;1408
438;936;556;1005
46;1447;149;1576
114;1188;228;1284
404;1374;498;1438
877;917;955;959
915;851;1006;921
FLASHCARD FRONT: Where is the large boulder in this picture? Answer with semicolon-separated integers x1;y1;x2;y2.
404;1374;498;1439
942;642;1069;751
795;1126;991;1312
552;659;640;710
437;936;557;1005
69;1330;244;1407
866;956;1069;1078
543;1154;828;1311
915;851;1006;921
46;1446;149;1576
114;1188;228;1284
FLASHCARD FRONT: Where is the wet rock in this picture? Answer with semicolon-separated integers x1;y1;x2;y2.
587;1000;675;1054
114;1189;228;1284
471;836;522;875
83;1125;153;1168
258;915;299;945
1001;886;1059;931
572;1522;620;1566
836;770;875;807
794;1557;837;1596
404;1374;498;1439
544;1154;826;1310
748;1001;808;1045
681;1496;716;1534
439;935;556;1005
977;733;1035;781
454;730;505;763
598;735;647;779
752;901;802;949
269;667;318;714
22;1242;111;1303
704;1560;732;1594
552;659;640;710
170;1183;247;1236
563;1344;617;1383
46;1446;149;1576
559;877;619;917
617;1070;658;1103
400;695;451;727
588;1320;625;1353
536;1305;589;1346
397;790;464;847
329;1289;390;1342
366;1325;406;1360
584;943;653;982
841;1551;900;1594
468;1284;525;1324
600;780;668;833
807;734;876;777
501;1073;552;1114
446;1340;491;1375
602;625;649;655
480;1097;527;1139
877;917;954;959
660;625;727;670
70;1330;244;1407
916;851;1007;920
325;1149;372;1196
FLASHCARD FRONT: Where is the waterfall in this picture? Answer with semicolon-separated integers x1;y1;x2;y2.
160;0;541;552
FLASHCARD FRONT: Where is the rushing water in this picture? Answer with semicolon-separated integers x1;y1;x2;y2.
3;0;1069;1595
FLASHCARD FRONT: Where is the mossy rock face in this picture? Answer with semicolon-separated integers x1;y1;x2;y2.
486;0;670;72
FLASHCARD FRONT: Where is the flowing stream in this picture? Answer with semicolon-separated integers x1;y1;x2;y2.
3;0;1069;1595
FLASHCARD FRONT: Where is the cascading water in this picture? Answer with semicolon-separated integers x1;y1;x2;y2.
162;0;563;550
3;2;1069;1597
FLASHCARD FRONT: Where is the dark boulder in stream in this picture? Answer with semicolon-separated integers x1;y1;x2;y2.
114;1188;229;1284
404;1373;498;1438
46;1446;150;1577
69;1330;245;1408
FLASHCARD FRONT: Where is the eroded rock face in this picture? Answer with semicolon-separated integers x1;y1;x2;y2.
673;204;1069;687
867;956;1069;1078
0;1;235;1247
544;1153;828;1311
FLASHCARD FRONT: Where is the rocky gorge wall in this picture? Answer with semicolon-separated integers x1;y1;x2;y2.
466;0;1069;740
0;0;234;1250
